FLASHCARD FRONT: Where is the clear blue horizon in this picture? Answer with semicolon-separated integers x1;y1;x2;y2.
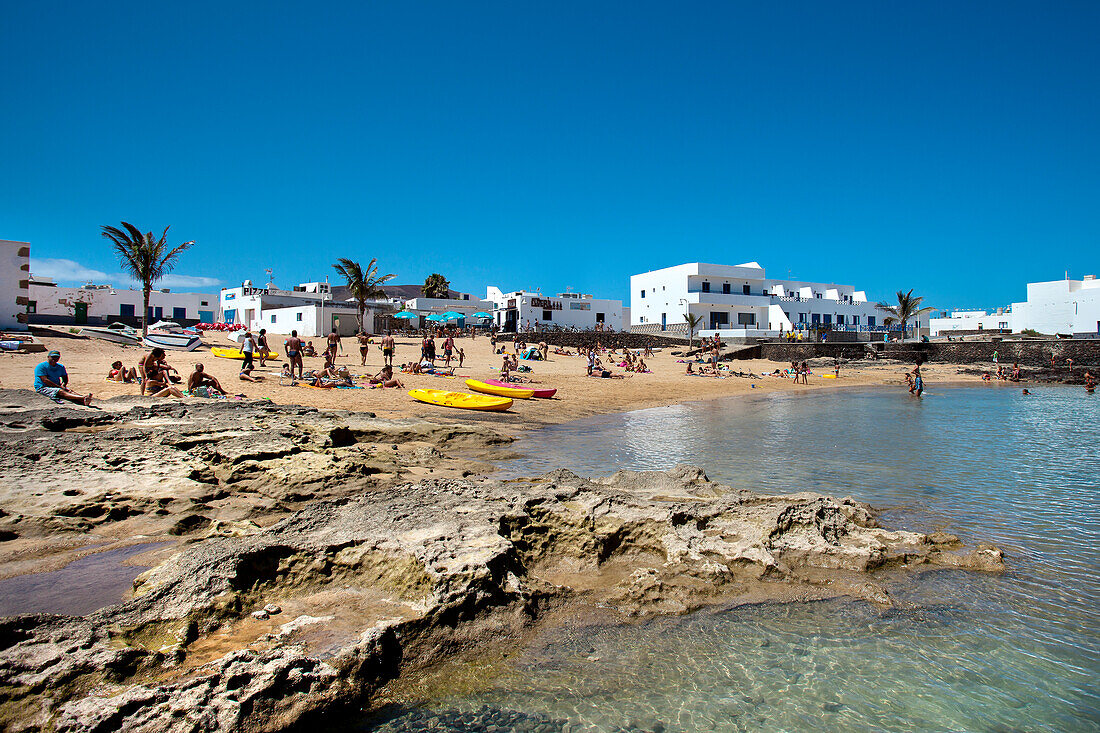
2;1;1097;312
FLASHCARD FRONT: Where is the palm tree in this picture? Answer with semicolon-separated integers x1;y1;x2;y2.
422;273;450;299
876;289;935;342
101;222;194;336
684;312;704;351
332;258;395;331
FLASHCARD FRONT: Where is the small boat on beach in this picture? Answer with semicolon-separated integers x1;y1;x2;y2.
143;321;202;351
478;378;557;398
465;378;536;399
78;323;142;346
408;388;512;412
210;346;280;361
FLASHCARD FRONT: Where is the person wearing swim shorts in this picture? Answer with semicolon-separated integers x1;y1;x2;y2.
34;350;92;405
381;331;395;367
257;329;269;368
284;330;304;379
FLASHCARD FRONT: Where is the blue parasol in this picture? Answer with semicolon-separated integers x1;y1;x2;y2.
392;311;418;319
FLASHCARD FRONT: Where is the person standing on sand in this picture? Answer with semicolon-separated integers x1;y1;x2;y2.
834;358;840;378
381;332;395;367
357;332;370;366
325;330;341;362
284;330;304;379
34;350;93;405
442;334;455;367
241;330;256;371
257;329;270;368
457;347;465;369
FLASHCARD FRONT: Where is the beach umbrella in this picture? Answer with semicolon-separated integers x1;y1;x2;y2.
472;311;492;318
426;313;445;321
392;311;418;319
441;311;465;320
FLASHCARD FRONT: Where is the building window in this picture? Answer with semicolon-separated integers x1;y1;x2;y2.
26;300;36;314
543;309;553;321
297;313;303;322
742;284;750;295
836;315;845;325
271;314;277;323
723;283;731;294
815;293;821;299
200;300;208;306
799;313;806;323
596;312;605;323
702;282;710;293
999;321;1008;329
868;316;876;327
823;314;832;324
812;313;821;324
737;312;755;326
173;307;187;320
852;316;860;326
120;304;135;317
641;290;646;298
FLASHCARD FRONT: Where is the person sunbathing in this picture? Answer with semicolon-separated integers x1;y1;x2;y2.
140;348;178;395
588;367;628;379
369;365;403;388
303;341;317;357
188;363;227;395
239;366;265;382
685;362;695;374
107;360;138;383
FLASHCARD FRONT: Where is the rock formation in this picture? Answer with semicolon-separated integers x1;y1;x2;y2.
0;392;1003;733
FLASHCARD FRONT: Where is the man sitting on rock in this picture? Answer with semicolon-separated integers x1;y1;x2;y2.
34;350;93;405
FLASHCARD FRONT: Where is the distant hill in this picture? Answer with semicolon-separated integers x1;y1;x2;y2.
379;284;474;301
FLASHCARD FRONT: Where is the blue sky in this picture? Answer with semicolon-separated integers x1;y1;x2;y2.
2;1;1097;311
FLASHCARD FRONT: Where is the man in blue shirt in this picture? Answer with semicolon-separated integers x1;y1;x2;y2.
34;350;93;405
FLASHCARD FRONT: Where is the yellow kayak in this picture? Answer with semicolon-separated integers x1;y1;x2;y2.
464;379;535;399
408;388;513;412
210;346;280;361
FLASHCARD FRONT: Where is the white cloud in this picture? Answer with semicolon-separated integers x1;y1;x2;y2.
29;257;221;290
154;274;222;289
30;258;112;283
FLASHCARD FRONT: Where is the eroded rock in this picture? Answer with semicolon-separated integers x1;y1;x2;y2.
0;466;1002;733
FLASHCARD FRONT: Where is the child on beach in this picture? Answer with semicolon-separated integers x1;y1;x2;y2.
107;361;138;383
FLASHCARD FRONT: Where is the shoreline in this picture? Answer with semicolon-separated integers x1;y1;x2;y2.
0;332;998;435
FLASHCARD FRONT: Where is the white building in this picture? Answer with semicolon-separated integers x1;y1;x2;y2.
485;287;624;332
220;280;392;336
398;295;496;328
930;276;1100;338
0;240;31;330
630;262;898;339
28;278;218;326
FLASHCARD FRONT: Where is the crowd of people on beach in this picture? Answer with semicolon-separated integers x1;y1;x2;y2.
28;325;1099;407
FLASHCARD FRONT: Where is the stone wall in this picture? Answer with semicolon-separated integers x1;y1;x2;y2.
756;339;1100;366
511;331;690;349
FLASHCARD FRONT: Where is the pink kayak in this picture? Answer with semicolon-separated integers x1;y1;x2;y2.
483;379;557;398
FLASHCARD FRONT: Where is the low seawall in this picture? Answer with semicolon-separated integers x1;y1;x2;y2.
511;331;690;349
755;339;1100;367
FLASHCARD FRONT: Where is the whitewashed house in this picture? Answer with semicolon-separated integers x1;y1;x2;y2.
0;240;31;330
630;262;896;340
485;287;624;332
930;276;1100;338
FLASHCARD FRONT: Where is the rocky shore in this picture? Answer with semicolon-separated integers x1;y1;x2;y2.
0;393;1003;733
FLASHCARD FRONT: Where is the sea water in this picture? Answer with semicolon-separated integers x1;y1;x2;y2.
362;386;1100;732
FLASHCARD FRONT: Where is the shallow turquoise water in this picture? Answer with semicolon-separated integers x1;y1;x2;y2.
365;385;1100;732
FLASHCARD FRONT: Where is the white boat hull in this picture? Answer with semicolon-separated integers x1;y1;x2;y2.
144;332;202;351
79;327;142;346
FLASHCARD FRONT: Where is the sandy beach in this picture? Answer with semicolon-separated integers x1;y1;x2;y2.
0;331;970;431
